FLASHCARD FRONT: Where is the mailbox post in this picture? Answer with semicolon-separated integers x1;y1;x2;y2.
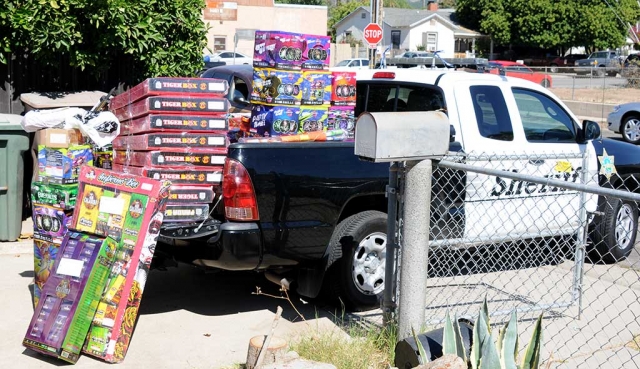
355;111;450;340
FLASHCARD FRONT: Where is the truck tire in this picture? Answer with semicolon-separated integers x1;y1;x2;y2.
323;211;387;311
549;64;558;73
589;197;638;263
541;78;551;88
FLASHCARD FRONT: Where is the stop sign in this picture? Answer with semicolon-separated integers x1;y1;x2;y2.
363;23;383;46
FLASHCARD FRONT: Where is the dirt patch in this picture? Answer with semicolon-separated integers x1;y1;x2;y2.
549;88;640;105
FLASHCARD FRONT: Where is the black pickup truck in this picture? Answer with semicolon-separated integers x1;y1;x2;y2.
158;65;640;311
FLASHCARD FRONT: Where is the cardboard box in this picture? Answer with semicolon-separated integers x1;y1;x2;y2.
299;106;329;133
328;106;356;138
301;35;331;70
168;185;216;204
113;149;227;167
93;144;113;170
112;96;229;121
164;204;210;222
34;129;85;149
109;77;229;110
250;104;300;137
113;164;223;185
31;182;78;210
330;71;357;106
253;30;304;70
251;68;303;105
76;166;171;363
33;239;62;308
301;71;332;105
37;145;94;184
32;204;73;243
120;114;228;135
23;232;117;364
111;132;228;151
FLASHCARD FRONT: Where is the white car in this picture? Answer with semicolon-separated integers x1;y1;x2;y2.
332;58;370;70
205;51;252;65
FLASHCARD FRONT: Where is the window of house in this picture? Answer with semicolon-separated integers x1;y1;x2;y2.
423;32;438;52
512;88;576;142
213;36;226;52
361;12;366;19
391;30;401;50
470;86;514;141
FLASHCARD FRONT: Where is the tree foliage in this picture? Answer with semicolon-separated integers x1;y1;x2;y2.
456;0;640;51
327;0;413;42
0;0;209;81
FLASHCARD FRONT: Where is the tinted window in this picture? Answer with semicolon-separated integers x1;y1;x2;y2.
470;86;513;141
512;88;576;143
219;52;233;58
362;60;369;66
355;82;445;116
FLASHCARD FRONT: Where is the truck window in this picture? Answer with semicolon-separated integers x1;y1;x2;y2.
512;88;576;143
470;85;513;141
355;82;445;116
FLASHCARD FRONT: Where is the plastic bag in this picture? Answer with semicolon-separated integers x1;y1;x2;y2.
20;107;87;132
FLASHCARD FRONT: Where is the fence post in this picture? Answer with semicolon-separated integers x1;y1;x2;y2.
572;152;590;319
572;76;576;100
383;162;399;325
397;159;433;341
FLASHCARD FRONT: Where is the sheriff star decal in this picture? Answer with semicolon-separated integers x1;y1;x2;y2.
598;148;617;180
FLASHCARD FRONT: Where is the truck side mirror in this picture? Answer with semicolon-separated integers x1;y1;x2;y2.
581;120;601;142
450;125;456;143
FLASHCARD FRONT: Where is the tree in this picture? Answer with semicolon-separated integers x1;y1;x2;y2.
328;0;368;42
0;0;209;82
456;0;640;51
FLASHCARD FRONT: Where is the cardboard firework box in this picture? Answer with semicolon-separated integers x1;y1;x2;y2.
111;132;228;151
120;113;228;135
113;149;227;167
167;185;216;204
23;232;117;364
109;77;229;111
31;182;78;210
112;96;229;121
37;145;94;184
32;204;73;307
112;164;223;186
71;166;171;363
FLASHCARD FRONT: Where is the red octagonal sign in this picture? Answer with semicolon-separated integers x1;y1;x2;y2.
363;23;383;47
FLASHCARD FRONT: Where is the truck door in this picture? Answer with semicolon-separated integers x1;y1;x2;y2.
452;81;596;242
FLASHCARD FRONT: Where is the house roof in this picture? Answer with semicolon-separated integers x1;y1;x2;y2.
335;7;481;36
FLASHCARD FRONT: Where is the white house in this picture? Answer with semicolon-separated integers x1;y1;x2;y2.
334;2;482;58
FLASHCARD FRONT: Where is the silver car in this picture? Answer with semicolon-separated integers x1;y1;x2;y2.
608;102;640;144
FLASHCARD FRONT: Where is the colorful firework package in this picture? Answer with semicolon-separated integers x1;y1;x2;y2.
120;113;228;135
37;145;94;184
111;132;228;151
328;106;356;138
251;68;303;105
63;166;171;363
301;71;332;106
113;149;227;167
31;182;78;210
330;71;357;106
299;106;329;133
112;95;229;121
23;232;117;364
92;144;113;170
113;164;223;186
250;104;301;137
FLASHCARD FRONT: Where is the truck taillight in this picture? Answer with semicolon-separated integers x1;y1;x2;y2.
372;71;395;79
223;158;259;221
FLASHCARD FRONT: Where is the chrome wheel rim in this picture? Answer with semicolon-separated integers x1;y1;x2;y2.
615;203;635;250
624;119;640;142
352;232;386;295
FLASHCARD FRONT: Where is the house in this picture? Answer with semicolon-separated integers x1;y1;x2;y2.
202;0;327;58
334;2;482;58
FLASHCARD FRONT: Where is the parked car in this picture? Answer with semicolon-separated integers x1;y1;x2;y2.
549;54;588;73
574;51;621;77
489;60;553;87
205;51;252;65
333;58;370;70
607;102;640;144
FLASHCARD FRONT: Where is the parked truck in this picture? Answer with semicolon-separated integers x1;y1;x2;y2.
158;66;640;311
574;51;622;77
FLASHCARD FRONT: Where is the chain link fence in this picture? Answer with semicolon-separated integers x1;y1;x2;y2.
362;151;640;367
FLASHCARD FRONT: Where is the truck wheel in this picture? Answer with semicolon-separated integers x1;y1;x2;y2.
549;64;558;73
590;197;638;263
621;115;640;144
323;211;387;311
541;78;551;88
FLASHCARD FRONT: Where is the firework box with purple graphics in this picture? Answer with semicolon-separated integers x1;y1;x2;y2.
301;71;332;105
301;35;330;70
250;104;300;137
71;166;171;363
254;31;304;70
251;68;303;106
38;145;94;184
23;232;117;364
32;204;73;244
328;106;356;138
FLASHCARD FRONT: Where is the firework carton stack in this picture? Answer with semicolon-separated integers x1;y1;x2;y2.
250;31;354;141
31;128;93;308
110;78;231;224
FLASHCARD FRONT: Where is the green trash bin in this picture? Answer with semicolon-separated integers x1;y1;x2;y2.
0;114;29;241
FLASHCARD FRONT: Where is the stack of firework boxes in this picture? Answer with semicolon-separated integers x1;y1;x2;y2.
109;78;230;223
23;165;170;364
250;30;357;139
31;128;94;308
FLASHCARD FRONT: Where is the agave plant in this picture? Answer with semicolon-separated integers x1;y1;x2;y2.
413;297;543;369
